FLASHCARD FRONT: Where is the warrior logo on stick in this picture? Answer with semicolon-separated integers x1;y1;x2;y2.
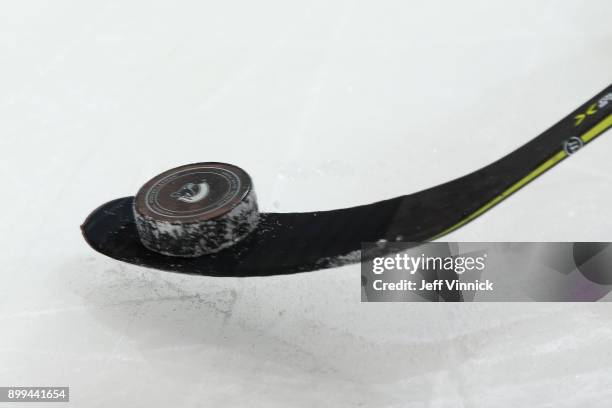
563;137;583;155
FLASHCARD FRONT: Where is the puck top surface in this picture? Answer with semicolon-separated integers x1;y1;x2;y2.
134;162;253;223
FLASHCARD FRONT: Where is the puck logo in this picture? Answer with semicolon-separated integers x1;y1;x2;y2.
170;181;210;203
142;165;248;219
563;136;583;155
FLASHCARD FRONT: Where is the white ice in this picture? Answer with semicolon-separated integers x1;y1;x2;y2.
1;1;612;407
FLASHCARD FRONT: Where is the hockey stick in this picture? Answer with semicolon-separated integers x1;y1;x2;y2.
82;84;612;276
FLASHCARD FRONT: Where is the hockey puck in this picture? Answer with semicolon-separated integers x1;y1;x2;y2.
133;162;259;257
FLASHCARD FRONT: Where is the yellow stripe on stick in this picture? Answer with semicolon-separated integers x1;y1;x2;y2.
431;113;612;240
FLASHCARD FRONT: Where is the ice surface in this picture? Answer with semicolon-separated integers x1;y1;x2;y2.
1;0;612;406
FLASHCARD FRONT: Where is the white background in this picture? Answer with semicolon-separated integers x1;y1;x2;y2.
1;1;611;406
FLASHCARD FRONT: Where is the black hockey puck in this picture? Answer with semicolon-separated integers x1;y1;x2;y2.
133;162;259;257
